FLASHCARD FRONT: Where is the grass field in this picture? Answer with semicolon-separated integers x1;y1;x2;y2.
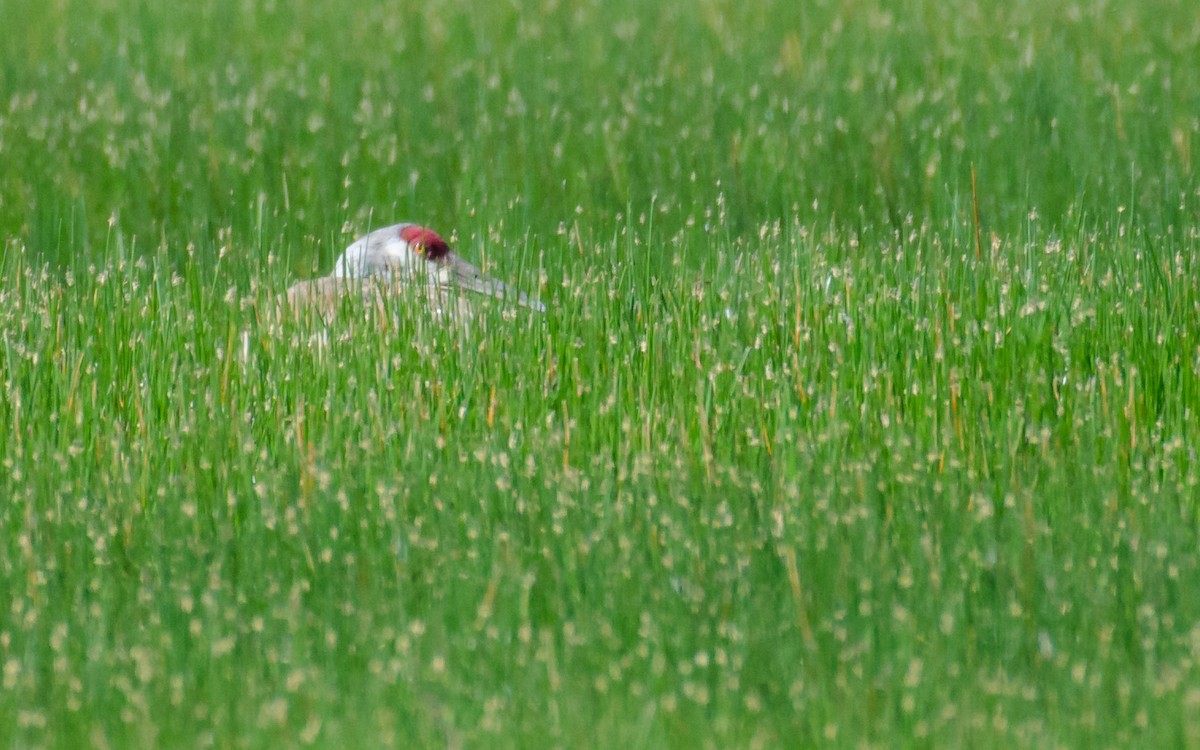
2;0;1200;747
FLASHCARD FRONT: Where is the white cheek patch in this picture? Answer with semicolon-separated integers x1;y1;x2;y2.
379;238;410;268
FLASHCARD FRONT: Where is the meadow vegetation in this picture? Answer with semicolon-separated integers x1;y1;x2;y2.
1;0;1199;746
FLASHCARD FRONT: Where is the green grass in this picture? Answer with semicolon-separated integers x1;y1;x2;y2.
2;0;1200;747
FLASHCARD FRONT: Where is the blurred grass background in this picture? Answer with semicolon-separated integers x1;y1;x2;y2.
3;0;1195;269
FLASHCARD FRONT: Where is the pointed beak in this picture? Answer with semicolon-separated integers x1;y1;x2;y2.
444;254;546;312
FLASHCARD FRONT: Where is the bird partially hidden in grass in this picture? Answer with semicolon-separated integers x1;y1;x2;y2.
284;222;546;320
239;223;544;361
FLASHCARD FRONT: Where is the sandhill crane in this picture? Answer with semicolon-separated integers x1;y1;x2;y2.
238;222;543;361
284;223;545;320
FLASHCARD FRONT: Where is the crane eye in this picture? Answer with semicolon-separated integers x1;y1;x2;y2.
413;242;425;255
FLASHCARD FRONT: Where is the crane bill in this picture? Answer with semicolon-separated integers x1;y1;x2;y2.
447;255;546;312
